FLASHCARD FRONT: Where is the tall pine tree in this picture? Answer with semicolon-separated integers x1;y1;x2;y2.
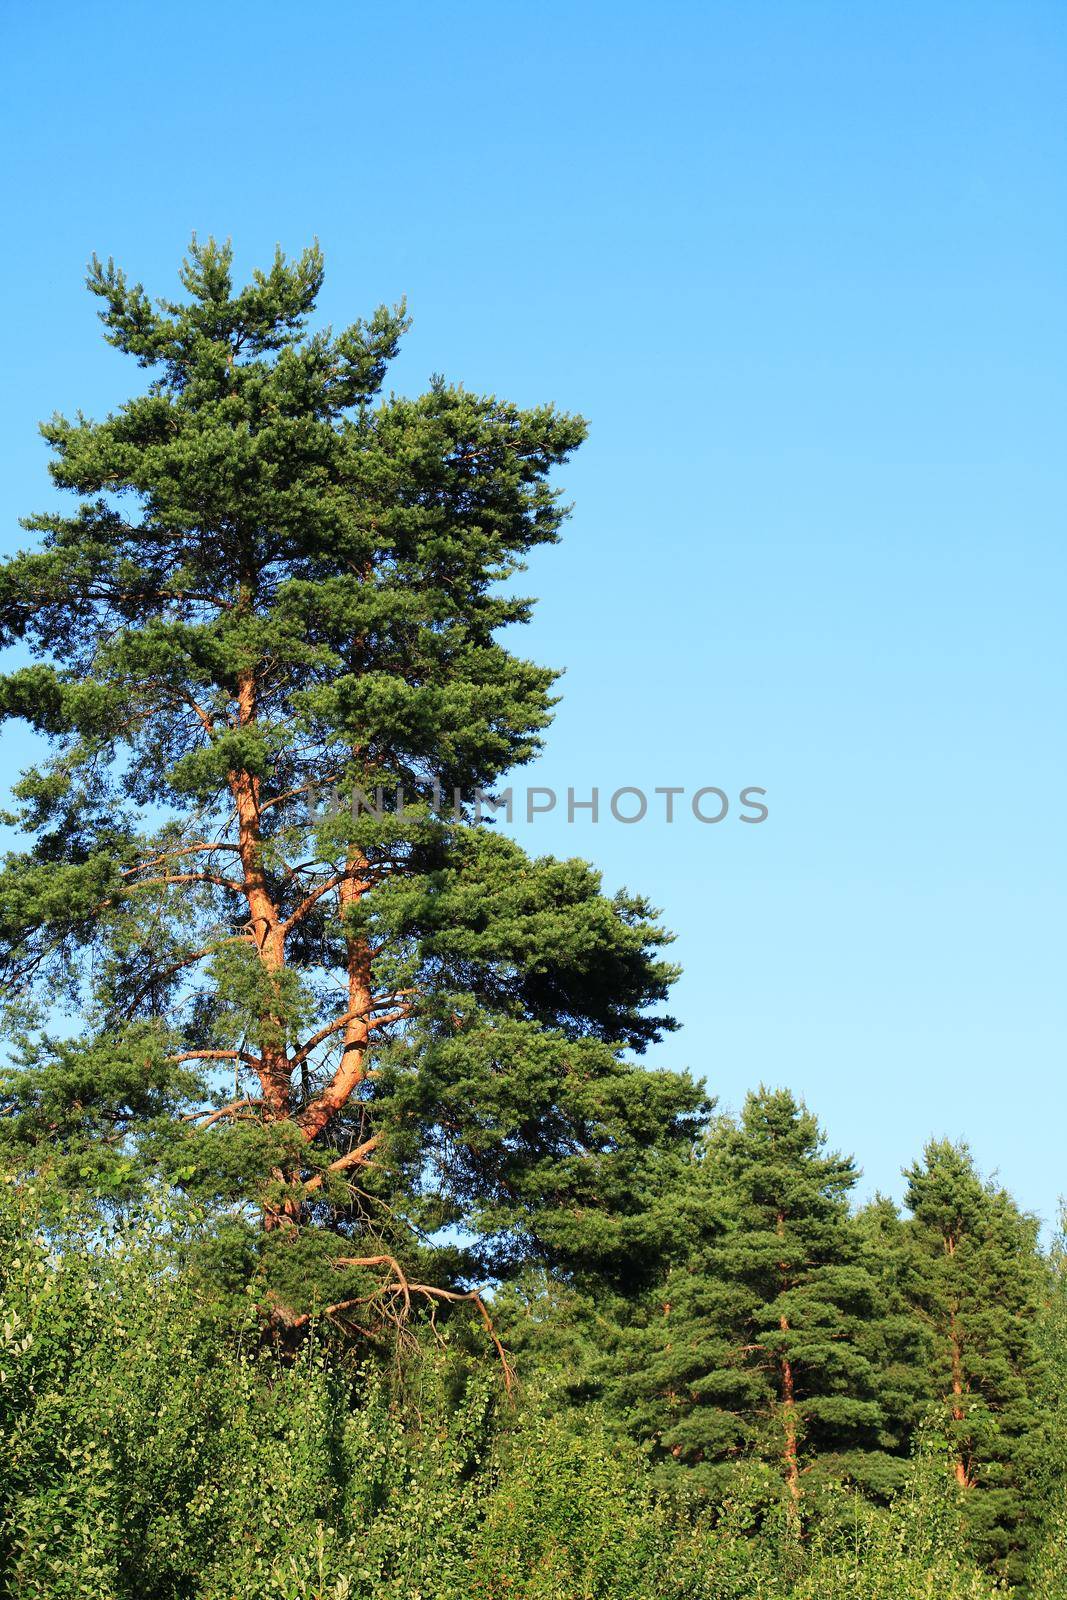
0;239;706;1338
903;1139;1048;1584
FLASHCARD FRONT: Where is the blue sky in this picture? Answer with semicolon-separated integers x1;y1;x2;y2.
1;1;1064;1222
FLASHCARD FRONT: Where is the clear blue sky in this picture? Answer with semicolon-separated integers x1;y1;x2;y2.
2;1;1064;1223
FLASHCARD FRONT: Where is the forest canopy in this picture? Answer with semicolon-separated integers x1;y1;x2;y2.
0;242;1061;1598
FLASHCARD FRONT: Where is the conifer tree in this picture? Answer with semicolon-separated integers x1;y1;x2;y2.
0;239;706;1334
616;1089;906;1507
903;1139;1048;1583
852;1193;934;1467
1031;1203;1067;1580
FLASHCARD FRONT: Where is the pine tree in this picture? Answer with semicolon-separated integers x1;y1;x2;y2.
903;1139;1049;1583
616;1089;907;1508
852;1193;934;1472
1030;1204;1067;1586
0;239;706;1340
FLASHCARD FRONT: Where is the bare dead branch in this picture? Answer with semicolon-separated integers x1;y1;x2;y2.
316;1254;514;1393
182;1096;263;1128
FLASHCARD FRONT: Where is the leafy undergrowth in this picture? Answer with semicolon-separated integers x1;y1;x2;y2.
0;1194;1026;1600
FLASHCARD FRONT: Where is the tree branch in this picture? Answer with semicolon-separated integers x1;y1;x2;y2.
122;842;242;877
125;872;246;893
282;872;348;931
182;1096;263;1129
289;1010;364;1071
303;1134;382;1192
168;1049;261;1066
288;1253;515;1392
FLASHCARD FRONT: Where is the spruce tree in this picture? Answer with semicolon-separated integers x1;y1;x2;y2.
0;239;706;1337
616;1089;906;1507
903;1139;1048;1583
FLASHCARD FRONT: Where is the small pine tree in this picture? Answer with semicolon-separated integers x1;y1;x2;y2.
903;1138;1049;1584
616;1088;907;1507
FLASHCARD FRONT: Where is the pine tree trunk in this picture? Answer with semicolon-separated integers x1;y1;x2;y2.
775;1205;801;1523
297;855;372;1140
945;1236;974;1489
949;1307;973;1488
231;665;291;1122
780;1315;801;1517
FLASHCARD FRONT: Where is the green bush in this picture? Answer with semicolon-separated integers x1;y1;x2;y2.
0;1190;1005;1599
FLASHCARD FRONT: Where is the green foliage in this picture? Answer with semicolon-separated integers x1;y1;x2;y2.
0;1192;1002;1600
613;1089;912;1500
1029;1478;1067;1600
1026;1206;1067;1592
903;1140;1049;1583
790;1442;1001;1600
